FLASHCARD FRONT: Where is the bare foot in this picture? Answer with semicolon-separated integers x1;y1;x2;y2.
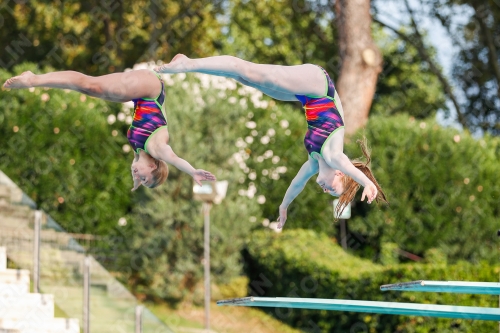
3;71;35;89
154;54;191;74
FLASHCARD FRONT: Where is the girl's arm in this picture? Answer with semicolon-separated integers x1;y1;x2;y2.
152;144;216;185
278;158;319;229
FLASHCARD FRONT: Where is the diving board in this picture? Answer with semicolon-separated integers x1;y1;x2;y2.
381;280;500;295
217;297;500;321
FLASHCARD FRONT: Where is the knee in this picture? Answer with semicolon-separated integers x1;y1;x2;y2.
80;75;103;95
237;60;267;84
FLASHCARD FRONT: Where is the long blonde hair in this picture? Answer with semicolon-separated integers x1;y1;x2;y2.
334;137;388;219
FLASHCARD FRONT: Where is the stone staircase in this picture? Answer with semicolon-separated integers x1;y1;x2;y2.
0;171;175;332
0;247;79;333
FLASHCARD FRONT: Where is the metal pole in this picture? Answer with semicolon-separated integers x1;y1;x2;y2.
203;202;212;331
33;210;42;293
83;256;90;333
340;219;347;250
135;305;143;333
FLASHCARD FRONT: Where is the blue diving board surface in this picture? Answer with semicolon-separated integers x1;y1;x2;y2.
381;280;500;295
217;297;500;321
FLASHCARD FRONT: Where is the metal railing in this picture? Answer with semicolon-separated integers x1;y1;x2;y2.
0;170;175;333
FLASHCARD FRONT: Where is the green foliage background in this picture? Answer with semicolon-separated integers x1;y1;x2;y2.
344;114;500;263
0;0;225;74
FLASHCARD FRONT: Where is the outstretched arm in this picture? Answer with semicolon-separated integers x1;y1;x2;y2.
277;158;319;229
151;144;216;185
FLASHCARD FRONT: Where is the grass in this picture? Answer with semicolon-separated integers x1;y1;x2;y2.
148;301;303;333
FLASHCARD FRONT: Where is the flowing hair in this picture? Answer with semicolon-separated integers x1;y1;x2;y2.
334;137;388;219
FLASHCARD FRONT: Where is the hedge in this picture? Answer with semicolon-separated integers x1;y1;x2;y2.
244;229;499;332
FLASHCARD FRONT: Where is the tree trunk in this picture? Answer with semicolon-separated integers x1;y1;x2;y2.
335;0;382;135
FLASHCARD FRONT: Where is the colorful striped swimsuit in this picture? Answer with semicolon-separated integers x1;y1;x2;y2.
127;71;167;153
295;66;344;158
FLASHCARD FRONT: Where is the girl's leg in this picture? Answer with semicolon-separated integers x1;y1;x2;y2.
3;69;161;103
196;70;297;101
157;54;326;97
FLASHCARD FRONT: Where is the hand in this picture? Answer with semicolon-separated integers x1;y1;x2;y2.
192;169;216;186
361;182;377;204
277;205;288;229
155;54;190;73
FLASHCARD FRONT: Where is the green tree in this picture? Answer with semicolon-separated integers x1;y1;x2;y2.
371;28;447;119
0;0;225;75
374;0;500;134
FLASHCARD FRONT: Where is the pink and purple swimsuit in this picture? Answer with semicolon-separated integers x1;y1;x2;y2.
127;72;167;154
295;66;344;158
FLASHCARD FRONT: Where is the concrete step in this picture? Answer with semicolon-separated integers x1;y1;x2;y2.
0;217;31;230
0;294;54;320
0;269;30;285
39;229;74;247
0;318;79;333
0;282;29;296
0;185;11;203
0;247;5;271
0;205;33;219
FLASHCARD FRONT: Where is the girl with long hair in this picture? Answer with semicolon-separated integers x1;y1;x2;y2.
155;54;388;228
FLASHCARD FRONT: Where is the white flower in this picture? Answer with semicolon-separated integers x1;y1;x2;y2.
264;150;273;158
235;139;246;148
276;166;288;173
107;114;116;124
245;121;257;129
257;195;266;204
